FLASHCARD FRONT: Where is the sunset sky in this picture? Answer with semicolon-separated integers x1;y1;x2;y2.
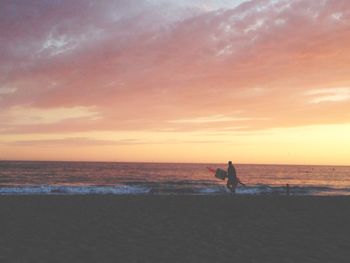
1;0;350;165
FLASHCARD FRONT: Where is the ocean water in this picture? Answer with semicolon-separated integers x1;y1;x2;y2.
0;161;350;196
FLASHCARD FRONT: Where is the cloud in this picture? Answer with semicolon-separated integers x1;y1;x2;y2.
3;106;100;125
38;33;82;57
0;87;17;95
6;137;143;147
1;0;350;135
306;88;350;103
168;114;261;124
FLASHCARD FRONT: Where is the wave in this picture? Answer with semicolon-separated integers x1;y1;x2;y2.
0;184;350;196
198;185;350;196
0;185;151;195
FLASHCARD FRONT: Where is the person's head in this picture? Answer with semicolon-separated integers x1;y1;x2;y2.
228;161;233;166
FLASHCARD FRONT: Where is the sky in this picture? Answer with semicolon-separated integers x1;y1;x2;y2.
1;0;350;165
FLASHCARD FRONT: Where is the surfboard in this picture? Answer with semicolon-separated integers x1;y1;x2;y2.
215;168;227;180
206;167;227;180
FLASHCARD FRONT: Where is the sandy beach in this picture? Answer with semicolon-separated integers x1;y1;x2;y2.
1;195;350;262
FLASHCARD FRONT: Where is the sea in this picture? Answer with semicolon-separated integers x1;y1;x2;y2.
0;161;350;196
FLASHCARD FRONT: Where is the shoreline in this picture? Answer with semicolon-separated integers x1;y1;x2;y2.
1;184;349;196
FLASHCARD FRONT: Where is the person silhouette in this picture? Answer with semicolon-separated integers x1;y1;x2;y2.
226;161;245;194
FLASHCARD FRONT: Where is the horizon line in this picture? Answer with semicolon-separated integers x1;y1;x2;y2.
0;159;349;167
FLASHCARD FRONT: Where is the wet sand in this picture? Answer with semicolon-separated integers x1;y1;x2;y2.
1;195;350;262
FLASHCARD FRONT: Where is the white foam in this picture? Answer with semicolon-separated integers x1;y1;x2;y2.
0;185;151;195
1;184;349;196
197;186;230;194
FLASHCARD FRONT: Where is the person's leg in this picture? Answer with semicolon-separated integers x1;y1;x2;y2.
231;180;238;195
226;180;233;192
231;185;236;195
227;180;236;194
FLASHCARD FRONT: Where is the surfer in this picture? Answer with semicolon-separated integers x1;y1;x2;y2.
226;161;245;194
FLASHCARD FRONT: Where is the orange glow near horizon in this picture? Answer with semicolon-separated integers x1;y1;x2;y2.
1;0;350;165
1;123;350;165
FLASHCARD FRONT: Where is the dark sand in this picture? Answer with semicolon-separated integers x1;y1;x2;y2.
1;196;350;263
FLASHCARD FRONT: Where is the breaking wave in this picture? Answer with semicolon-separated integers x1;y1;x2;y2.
1;184;350;196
